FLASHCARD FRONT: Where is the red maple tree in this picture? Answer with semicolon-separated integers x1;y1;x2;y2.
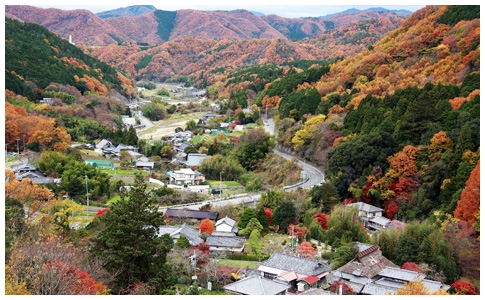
313;213;328;230
454;160;480;225
297;242;316;259
451;281;477;295
401;262;423;273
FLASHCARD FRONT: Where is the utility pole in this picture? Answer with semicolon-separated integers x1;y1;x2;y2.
85;175;89;219
16;139;20;160
22;134;26;152
220;172;222;202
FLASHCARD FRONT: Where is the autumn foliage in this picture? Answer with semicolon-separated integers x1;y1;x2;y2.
401;262;423;273
394;279;448;295
313;213;328;230
450;280;477;295
199;218;214;234
454;160;480;225
297;242;316;259
5;101;71;152
5;169;53;218
329;281;356;295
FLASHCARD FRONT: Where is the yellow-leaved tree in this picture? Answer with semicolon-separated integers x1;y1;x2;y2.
291;114;326;150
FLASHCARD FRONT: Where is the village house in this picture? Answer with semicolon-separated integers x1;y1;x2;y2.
258;252;331;292
157;223;203;246
95;139;114;152
165;208;219;222
206;235;246;253
186;153;207;167
135;157;154;170
347;202;392;232
224;275;290;295
12;163;56;185
193;170;206;184
169;168;196;185
326;242;449;295
174;141;194;153
215;216;239;234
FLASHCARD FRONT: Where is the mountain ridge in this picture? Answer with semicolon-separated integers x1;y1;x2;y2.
96;5;156;18
5;5;411;45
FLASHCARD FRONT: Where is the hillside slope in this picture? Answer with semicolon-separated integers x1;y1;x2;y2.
305;5;480;109
5;18;133;100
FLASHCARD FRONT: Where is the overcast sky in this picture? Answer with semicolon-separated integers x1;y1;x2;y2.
10;0;437;18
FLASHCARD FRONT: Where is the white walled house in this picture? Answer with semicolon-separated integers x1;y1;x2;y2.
215;216;239;233
169;168;196;185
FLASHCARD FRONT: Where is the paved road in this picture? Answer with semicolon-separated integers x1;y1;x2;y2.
137;111;155;129
273;149;325;189
159;117;325;212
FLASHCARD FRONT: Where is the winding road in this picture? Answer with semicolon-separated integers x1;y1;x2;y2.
158;117;325;212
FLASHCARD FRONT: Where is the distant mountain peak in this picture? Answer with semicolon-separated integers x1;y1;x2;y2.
320;7;413;18
96;5;156;18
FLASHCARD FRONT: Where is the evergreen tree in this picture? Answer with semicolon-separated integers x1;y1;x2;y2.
272;201;297;233
89;173;176;294
175;235;192;249
239;218;263;236
256;206;269;228
455;122;474;159
395;234;420;266
238;208;257;229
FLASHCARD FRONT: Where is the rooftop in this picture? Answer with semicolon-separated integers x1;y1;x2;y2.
186;153;207;167
215;216;237;227
206;235;246;248
348;202;384;213
165;208;219;221
260;252;330;277
224;275;290;295
377;267;426;282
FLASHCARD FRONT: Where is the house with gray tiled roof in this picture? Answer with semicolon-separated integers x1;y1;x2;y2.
215;216;239;233
12;163;36;173
333;243;397;281
223;275;290;295
165;208;218;221
206;235;246;252
186;153;207;167
258;252;331;281
157;223;203;246
327;244;450;295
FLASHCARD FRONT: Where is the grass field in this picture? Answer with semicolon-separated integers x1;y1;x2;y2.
103;169;150;176
218;260;260;269
206;180;243;187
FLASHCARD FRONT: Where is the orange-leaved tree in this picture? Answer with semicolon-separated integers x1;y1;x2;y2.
199;218;214;234
5;169;53;218
394;279;448;295
454;160;480;225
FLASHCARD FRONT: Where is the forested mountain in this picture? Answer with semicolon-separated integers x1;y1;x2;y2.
80;15;404;85
272;5;479;225
5;18;133;148
96;5;156;19
5;18;135;101
5;5;410;45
